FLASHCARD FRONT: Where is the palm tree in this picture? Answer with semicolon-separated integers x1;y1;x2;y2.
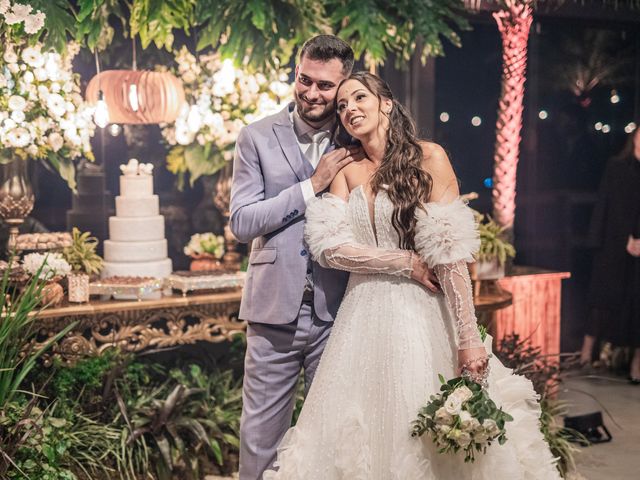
490;0;534;241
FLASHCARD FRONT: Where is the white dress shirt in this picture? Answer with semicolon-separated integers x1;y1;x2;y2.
290;107;333;204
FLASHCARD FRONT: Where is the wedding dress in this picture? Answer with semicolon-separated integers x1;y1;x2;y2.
263;185;561;480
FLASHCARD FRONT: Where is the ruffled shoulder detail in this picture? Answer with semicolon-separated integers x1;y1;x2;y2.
304;194;356;265
414;199;480;268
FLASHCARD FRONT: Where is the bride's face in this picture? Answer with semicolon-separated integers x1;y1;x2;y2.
336;79;392;140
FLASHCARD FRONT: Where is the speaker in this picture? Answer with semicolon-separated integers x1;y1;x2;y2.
564;411;612;445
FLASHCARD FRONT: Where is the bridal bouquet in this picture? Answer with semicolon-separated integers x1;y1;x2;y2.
411;375;513;462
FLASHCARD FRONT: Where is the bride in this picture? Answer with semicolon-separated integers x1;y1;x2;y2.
263;72;560;479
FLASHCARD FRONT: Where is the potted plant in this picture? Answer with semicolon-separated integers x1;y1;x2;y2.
184;232;225;271
22;252;71;307
474;213;516;280
62;228;103;303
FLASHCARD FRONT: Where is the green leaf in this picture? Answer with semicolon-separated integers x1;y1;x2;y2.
31;0;77;53
210;438;223;465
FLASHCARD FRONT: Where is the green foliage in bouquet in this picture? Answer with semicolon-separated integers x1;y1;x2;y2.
62;227;104;275
476;213;516;266
411;376;513;463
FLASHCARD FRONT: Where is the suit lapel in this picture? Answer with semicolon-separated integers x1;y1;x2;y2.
273;107;315;181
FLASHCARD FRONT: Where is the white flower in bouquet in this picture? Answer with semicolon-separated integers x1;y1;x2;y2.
161;46;293;188
482;419;500;437
23;252;71;280
451;385;473;403
411;376;513;463
434;407;454;426
184;233;225;259
444;394;463;416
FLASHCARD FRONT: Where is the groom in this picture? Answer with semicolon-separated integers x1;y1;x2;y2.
229;35;359;479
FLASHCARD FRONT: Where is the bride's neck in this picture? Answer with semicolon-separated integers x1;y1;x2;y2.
360;130;387;166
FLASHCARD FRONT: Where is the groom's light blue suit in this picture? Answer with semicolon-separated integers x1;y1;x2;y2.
230;103;349;479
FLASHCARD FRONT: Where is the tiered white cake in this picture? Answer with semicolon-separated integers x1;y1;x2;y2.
102;159;172;279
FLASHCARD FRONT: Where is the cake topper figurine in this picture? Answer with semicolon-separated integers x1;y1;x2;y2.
120;158;154;176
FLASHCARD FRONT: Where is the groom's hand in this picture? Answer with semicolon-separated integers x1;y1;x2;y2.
311;147;364;194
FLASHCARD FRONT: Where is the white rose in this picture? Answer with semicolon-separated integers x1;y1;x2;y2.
34;68;48;82
8;95;26;111
46;93;66;117
3;49;18;63
473;430;489;444
21;46;44;68
458;410;473;431
11;3;33;20
7;127;31;148
483;419;500;437
452;386;473;403
436;424;451;435
434;407;454;426
24;12;45;34
11;110;25;123
457;431;472;448
48;132;63;152
3;12;22;25
444;395;463;416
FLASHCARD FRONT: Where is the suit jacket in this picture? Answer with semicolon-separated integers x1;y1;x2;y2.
230;103;349;324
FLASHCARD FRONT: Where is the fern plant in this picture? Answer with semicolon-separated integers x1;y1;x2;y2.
476;214;516;266
62;228;104;275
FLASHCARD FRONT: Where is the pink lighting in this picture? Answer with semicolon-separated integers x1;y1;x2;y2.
491;2;533;233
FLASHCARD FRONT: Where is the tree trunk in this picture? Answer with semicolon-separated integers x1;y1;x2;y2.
491;2;533;241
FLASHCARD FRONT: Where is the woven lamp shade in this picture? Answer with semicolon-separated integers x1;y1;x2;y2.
86;70;186;124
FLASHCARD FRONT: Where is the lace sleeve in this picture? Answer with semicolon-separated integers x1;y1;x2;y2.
304;194;413;277
321;244;413;277
434;261;484;350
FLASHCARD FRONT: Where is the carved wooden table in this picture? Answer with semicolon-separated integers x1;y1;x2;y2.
32;289;244;365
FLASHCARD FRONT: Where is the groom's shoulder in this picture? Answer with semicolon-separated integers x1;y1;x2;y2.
243;103;293;136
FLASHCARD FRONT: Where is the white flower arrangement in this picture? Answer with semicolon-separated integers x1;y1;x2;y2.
160;46;292;189
184;232;225;260
22;252;71;280
0;3;95;190
411;376;513;462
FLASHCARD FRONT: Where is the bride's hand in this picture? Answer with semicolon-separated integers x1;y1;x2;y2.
410;253;441;293
457;347;489;379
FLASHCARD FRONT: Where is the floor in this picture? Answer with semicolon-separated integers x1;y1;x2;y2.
561;372;640;479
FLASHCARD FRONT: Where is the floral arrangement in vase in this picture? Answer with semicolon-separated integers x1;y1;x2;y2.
22;252;71;306
0;1;95;191
160;46;292;189
62;227;103;303
184;232;225;271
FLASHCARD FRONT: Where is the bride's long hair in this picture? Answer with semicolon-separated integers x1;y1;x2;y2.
334;72;432;250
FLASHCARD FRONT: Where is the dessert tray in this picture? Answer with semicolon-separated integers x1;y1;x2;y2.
165;270;245;295
16;232;73;252
90;276;164;300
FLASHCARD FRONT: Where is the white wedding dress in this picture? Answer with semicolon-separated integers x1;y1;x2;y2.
263;186;561;480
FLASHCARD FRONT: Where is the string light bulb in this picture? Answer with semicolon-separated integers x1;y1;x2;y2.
94;90;110;128
128;83;139;112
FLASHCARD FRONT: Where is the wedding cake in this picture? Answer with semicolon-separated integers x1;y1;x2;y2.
102;159;173;279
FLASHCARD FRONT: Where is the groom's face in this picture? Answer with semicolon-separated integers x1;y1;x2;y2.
294;56;347;127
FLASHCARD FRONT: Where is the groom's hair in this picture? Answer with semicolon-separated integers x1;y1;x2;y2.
298;35;354;75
